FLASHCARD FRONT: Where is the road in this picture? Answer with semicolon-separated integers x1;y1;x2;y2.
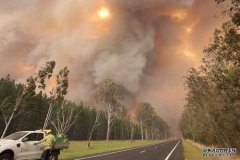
74;139;184;160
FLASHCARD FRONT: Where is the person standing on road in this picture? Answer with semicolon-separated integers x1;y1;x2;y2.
35;130;56;160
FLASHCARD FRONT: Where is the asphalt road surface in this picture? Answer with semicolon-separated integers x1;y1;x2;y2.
74;139;184;160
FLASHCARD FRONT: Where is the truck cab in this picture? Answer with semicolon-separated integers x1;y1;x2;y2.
0;130;60;160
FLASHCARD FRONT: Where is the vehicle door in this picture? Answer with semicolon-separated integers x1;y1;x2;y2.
35;132;45;158
16;133;40;159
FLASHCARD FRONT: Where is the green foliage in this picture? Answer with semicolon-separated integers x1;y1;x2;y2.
15;93;49;131
56;67;69;98
95;79;127;108
232;11;240;26
0;76;49;135
50;67;70;102
43;65;70;131
0;61;57;138
0;66;169;142
95;79;128;140
181;0;240;150
37;61;56;89
215;0;240;26
136;102;170;139
0;75;19;107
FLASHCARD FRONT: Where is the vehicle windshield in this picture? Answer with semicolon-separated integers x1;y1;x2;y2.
3;131;28;140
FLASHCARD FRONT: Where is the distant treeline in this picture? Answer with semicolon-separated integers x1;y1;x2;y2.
181;0;240;150
0;74;170;141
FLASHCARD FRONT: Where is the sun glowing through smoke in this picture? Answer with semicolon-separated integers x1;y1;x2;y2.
98;7;110;20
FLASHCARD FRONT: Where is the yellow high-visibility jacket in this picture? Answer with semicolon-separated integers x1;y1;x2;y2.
40;134;56;150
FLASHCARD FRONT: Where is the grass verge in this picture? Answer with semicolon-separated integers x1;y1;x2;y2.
183;140;214;160
60;140;162;159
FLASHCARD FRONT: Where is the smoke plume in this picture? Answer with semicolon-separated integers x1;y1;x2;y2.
0;0;223;136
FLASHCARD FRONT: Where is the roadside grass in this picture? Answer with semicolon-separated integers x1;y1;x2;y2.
184;140;240;160
183;140;214;160
60;140;163;159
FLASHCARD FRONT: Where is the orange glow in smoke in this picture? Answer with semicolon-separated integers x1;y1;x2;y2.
186;27;192;33
127;107;137;121
171;9;188;22
19;63;35;73
46;77;57;92
98;7;111;20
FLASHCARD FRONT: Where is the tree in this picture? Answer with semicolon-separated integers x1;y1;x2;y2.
130;120;137;142
136;102;154;140
118;106;127;140
215;0;240;26
15;92;49;132
95;79;127;141
0;61;55;138
136;102;170;140
150;114;165;140
87;109;101;148
51;100;80;134
181;0;240;149
0;74;149;141
43;66;69;130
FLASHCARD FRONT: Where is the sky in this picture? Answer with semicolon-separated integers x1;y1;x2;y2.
0;0;224;136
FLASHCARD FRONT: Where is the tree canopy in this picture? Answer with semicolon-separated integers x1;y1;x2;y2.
181;0;240;150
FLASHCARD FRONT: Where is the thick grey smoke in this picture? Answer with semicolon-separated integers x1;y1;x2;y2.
0;0;223;136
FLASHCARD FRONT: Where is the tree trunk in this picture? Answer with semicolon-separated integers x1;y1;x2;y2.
88;132;93;148
88;112;100;148
140;120;144;140
106;120;111;141
1;111;15;139
1;91;24;139
106;111;111;141
121;121;124;140
145;127;148;140
164;125;166;139
155;127;158;140
130;124;134;143
43;103;53;129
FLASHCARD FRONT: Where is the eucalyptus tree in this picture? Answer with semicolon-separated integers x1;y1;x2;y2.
0;61;55;138
181;0;240;149
136;102;154;140
43;67;70;130
51;100;80;134
95;79;127;141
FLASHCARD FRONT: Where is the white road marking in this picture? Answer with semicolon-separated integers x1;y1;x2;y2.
164;140;181;160
140;150;146;154
74;143;162;160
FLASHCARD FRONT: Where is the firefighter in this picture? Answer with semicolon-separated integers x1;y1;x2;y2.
35;129;56;160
